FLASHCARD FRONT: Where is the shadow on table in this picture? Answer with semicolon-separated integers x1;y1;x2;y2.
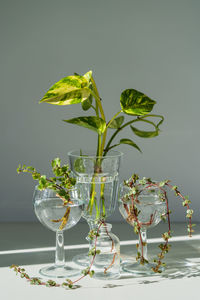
1;239;200;287
117;238;200;285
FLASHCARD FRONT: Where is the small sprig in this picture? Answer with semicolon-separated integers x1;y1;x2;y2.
17;158;77;230
17;158;76;200
122;174;195;273
87;229;100;240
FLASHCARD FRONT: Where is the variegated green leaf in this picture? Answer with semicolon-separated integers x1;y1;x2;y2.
40;75;91;105
120;89;156;116
119;138;142;153
108;116;124;129
81;79;93;111
63;116;106;134
83;70;92;83
130;125;159;138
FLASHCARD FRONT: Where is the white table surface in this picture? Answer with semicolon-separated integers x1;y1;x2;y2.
1;222;200;300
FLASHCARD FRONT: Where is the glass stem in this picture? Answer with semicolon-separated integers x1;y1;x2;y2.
139;228;148;261
55;231;65;267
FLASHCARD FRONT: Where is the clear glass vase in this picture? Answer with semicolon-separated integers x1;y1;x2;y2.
90;223;120;280
68;150;123;267
33;186;83;278
119;184;166;275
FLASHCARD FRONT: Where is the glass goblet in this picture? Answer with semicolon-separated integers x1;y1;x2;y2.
119;184;166;275
33;186;83;278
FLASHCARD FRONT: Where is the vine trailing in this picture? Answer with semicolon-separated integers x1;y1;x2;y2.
10;220;116;289
122;174;195;273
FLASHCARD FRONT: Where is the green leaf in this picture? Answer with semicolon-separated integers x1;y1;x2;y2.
119;138;142;153
130;125;159;138
51;158;61;168
108;116;124;129
81;94;93;111
63;116;106;134
120;89;156;116
40;75;91;105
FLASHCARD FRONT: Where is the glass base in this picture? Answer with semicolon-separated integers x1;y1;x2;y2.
122;260;165;275
93;271;120;280
72;252;90;267
39;264;81;278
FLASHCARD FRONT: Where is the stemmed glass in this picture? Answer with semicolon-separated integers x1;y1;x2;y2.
68;150;123;267
33;186;83;278
119;184;166;275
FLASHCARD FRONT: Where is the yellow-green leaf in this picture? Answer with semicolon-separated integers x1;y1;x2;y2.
40;75;91;105
108;116;124;129
63;116;106;134
120;89;156;116
83;70;93;83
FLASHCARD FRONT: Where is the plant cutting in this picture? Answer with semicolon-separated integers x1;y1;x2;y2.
119;174;195;274
39;70;164;220
40;70;163;157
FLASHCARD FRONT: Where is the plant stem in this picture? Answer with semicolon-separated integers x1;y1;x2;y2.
106;110;122;129
90;77;105;122
104;114;163;155
101;110;122;154
103;143;119;155
104;118;140;154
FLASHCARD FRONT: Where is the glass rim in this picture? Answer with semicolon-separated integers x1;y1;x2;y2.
34;184;78;192
68;149;123;159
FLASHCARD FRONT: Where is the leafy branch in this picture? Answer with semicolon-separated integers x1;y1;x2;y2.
17;158;76;230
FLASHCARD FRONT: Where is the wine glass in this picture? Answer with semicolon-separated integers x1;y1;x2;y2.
68;150;123;267
119;184;166;275
33;186;83;278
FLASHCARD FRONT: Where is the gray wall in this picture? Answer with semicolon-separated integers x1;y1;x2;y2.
1;0;200;222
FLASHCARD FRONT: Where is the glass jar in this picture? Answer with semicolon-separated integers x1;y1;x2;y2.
90;223;120;280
